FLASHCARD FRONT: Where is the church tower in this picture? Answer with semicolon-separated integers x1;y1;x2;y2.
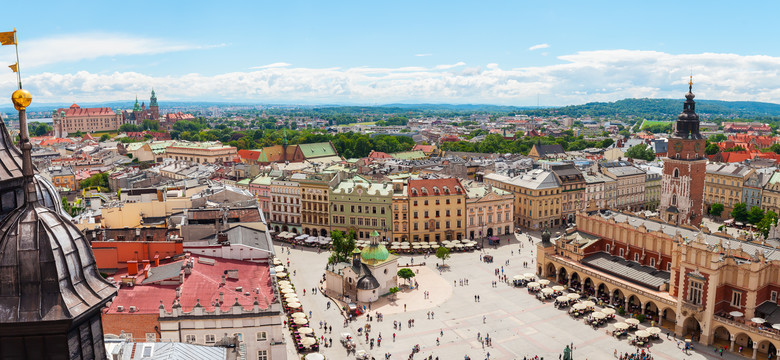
149;89;159;120
659;77;706;227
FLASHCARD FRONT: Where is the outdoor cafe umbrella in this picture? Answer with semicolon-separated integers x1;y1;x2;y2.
527;282;540;288
556;295;570;302
752;317;766;324
296;234;308;241
513;275;524;281
391;245;401;249
281;288;295;294
293;317;308;325
552;285;565;292
635;330;651;338
773;324;780;330
613;322;629;330
602;308;616;315
646;327;662;335
581;300;595;307
288;302;302;309
278;280;291;286
300;337;316;346
538;279;550;286
298;327;314;335
541;288;554;295
304;352;324;360
286;298;300;305
445;244;455;248
279;285;293;290
400;243;411;248
284;293;298;299
591;311;606;319
305;237;318;244
273;258;283;265
567;293;581;300
274;266;286;273
524;273;536;280
276;272;288;278
625;318;640;325
730;311;744;317
291;312;307;318
572;303;587;311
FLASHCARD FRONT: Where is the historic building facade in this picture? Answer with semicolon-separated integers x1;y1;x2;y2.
53;103;125;137
485;169;562;230
269;175;301;234
299;173;332;237
463;180;514;240
660;79;707;226
329;176;393;240
407;178;466;242
704;163;754;215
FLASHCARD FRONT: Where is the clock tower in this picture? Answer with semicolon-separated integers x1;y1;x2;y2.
659;77;706;227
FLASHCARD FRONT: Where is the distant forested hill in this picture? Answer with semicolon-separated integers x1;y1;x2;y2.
520;98;780;120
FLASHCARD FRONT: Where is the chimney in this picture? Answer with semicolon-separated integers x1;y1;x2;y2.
219;292;224;304
127;260;138;276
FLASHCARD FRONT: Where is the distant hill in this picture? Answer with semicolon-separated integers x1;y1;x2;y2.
519;98;780;120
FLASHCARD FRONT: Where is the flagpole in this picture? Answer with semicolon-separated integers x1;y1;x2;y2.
13;29;20;89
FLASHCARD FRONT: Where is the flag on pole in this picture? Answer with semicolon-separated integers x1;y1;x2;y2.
9;63;17;73
0;30;15;46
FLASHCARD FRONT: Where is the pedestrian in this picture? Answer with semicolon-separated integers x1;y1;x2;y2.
393;333;396;342
483;315;486;323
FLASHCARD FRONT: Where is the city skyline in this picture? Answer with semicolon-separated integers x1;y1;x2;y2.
3;1;780;105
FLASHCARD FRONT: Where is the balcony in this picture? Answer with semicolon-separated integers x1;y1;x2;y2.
713;314;780;342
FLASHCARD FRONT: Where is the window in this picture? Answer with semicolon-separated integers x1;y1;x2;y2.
650;258;656;267
667;262;672;271
258;350;268;360
605;244;611;253
689;280;703;305
633;253;639;262
256;331;268;341
619;248;624;257
772;291;778;303
205;334;216;343
731;291;742;308
185;335;196;343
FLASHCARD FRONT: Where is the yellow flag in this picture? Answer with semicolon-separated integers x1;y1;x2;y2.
8;63;17;73
0;31;15;46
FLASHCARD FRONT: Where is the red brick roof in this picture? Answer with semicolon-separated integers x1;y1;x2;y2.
164;112;196;122
106;256;275;314
412;144;434;152
238;149;262;161
408;178;463;197
57;104;115;117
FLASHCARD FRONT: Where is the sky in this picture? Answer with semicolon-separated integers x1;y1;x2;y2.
3;1;780;106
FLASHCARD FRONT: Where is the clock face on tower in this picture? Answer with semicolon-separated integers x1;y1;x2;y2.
674;142;683;153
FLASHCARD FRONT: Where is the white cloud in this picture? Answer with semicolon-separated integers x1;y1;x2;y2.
414;53;432;57
0;33;221;68
7;50;780;105
250;62;292;69
434;62;466;70
529;43;550;51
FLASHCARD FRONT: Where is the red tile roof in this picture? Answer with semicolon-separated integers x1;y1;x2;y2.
238;149;262;161
164;112;196;122
408;178;463;197
106;256;275;314
57;104;115;117
412;145;434;152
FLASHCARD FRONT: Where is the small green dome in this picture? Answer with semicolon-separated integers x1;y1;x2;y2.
361;243;389;263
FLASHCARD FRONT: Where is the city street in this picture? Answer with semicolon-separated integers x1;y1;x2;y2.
279;233;745;360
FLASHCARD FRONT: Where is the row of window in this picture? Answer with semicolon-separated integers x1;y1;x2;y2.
412;198;461;206
185;331;267;344
412;209;460;218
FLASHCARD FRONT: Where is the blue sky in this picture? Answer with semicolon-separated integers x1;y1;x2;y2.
3;1;780;105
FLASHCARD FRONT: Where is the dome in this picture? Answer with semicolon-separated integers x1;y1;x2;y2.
356;274;380;290
0;201;116;323
361;243;390;263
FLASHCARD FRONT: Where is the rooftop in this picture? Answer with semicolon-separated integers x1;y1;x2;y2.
582;252;670;291
106;255;276;314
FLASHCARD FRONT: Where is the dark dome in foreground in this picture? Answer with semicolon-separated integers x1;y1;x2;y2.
0;202;115;323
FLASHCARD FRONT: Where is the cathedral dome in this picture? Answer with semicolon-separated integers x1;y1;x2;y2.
0;201;116;323
361;230;389;264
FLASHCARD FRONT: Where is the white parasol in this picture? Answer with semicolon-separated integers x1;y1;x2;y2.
602;308;616;315
730;311;744;317
300;337;316;346
613;322;629;330
538;279;550;286
646;327;661;335
557;295;570;302
581;300;595;307
527;282;540;288
567;293;581;300
752;317;766;324
287;302;302;308
281;288;294;294
572;303;586;310
552;285;565;292
625;318;640;325
276;272;288;278
298;327;314;335
291;312;307;318
541;288;554;295
635;330;650;338
591;311;606;319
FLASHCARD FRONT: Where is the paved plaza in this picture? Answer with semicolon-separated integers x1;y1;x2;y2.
279;232;747;360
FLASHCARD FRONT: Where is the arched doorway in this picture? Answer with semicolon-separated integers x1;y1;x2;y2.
282;225;289;232
537;266;542;276
557;267;568;285
627;295;641;314
546;263;556;279
584;278;594;296
762;341;777;359
597;283;609;302
712;326;731;351
644;301;659;322
661;307;676;330
320;229;328;236
274;225;280;232
734;333;753;357
487;228;494;236
303;227;309;235
612;289;625;308
292;228;298;234
570;273;581;290
682;316;702;341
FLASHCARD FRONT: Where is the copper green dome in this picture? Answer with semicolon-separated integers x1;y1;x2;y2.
361;243;389;263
